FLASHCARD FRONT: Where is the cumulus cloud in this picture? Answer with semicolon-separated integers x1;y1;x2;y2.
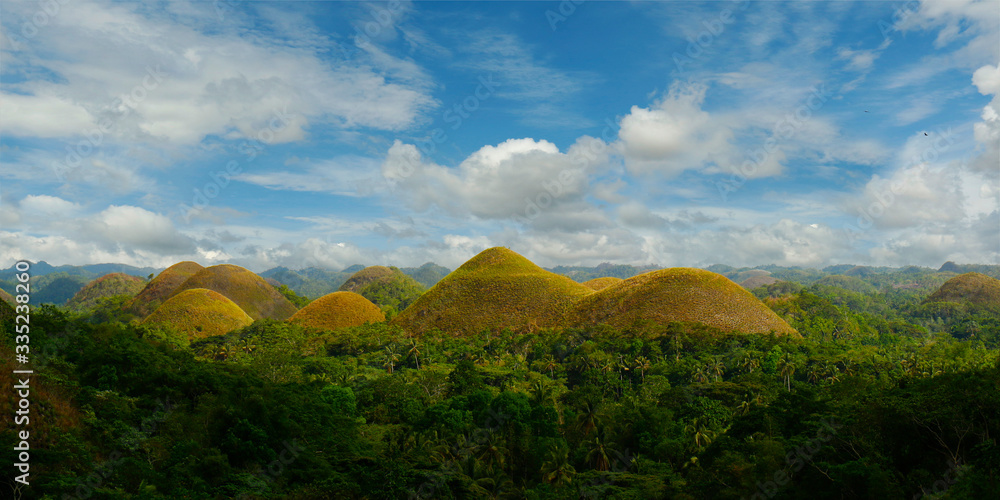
0;0;435;150
971;63;1000;177
616;83;737;176
382;136;611;227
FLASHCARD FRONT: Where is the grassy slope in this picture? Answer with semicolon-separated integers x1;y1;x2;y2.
582;277;623;291
740;275;780;289
66;273;147;311
128;261;205;318
392;247;594;336
142;288;254;341
569;267;800;336
926;272;1000;307
171;264;298;321
288;291;385;331
0;288;13;306
338;266;396;293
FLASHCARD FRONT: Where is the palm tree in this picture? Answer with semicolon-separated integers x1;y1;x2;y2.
633;356;650;383
585;428;613;471
710;357;726;381
239;338;257;354
684;417;715;450
407;339;422;370
216;344;236;361
740;354;759;375
692;363;710;383
541;446;575;487
383;345;401;374
576;402;601;436
543;355;558;378
777;353;796;391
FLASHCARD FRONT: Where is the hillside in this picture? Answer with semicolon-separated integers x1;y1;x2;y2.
392;247;594;335
548;262;661;282
740;275;780;289
0;288;13;306
66;273;147;311
170;264;298;321
569;268;799;336
142;288;254;342
582;277;623;291
0;298;14;325
30;272;91;305
288;291;385;331
338;266;396;293
925;272;1000;309
127;261;205;318
400;262;451;288
355;268;426;314
0;261;160;281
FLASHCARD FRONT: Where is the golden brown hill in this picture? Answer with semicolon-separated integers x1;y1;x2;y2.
171;264;298;321
569;268;799;336
583;277;623;291
339;266;395;292
926;272;1000;308
0;288;13;306
740;275;780;289
392;247;594;335
66;273;146;311
142;288;254;341
128;261;204;317
289;291;385;331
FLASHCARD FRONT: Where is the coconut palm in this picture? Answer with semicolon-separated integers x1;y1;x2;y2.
576;402;602;436
407;339;422;370
710;357;726;381
777;353;796;391
633;356;650;382
541;445;575;487
383;345;401;374
684;417;715;450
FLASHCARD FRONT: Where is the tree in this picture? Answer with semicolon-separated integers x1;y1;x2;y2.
383;345;401;374
634;356;650;382
541;445;575;487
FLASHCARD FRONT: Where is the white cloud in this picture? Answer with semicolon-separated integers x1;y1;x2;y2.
19;195;82;217
617;83;738;176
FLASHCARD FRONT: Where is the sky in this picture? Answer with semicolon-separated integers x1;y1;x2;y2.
0;0;998;273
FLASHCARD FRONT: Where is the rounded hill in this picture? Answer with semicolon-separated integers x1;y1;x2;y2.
338;266;396;293
392;247;594;336
925;272;1000;308
142;288;254;341
289;291;385;331
66;273;146;311
583;277;623;291
128;261;204;317
740;275;780;289
569;268;799;336
170;264;298;321
356;270;426;313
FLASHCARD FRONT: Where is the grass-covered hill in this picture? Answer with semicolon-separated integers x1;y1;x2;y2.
288;291;385;331
142;288;254;342
338;266;397;293
170;264;298;321
569;268;799;336
127;261;205;318
393;247;594;335
582;277;622;291
65;273;147;312
739;275;779;289
0;289;13;306
925;272;1000;309
354;268;426;315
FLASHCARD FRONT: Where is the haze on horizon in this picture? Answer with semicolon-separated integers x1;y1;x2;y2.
1;0;998;273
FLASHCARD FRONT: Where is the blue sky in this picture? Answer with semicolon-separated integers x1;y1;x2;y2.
1;0;998;272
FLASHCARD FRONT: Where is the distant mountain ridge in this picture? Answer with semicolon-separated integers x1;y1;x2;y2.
0;261;161;281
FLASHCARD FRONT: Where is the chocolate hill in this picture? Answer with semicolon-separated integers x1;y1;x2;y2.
169;264;298;321
127;261;205;317
142;288;254;341
66;273;146;311
289;291;385;331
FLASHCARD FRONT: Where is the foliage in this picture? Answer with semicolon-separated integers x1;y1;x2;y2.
275;284;312;308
